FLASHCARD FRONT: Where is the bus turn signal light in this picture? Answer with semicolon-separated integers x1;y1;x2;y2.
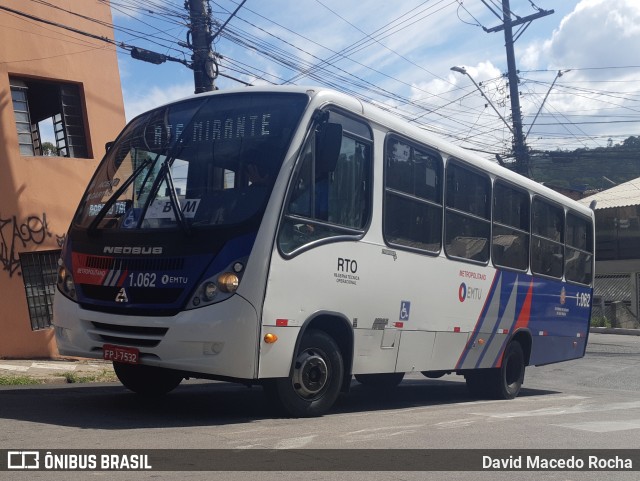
264;333;278;344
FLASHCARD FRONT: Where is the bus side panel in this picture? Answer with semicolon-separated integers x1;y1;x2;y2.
257;325;301;378
395;331;436;373
259;239;497;377
456;269;528;370
259;242;592;378
259;241;402;378
351;328;403;374
527;278;592;365
455;270;591;370
429;332;472;371
529;334;588;366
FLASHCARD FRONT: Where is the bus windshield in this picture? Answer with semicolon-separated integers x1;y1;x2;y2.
74;92;308;230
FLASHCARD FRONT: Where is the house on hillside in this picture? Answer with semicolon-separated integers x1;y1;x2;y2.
0;0;125;358
579;177;640;328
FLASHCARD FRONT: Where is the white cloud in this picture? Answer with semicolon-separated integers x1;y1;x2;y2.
123;83;195;121
531;0;640;70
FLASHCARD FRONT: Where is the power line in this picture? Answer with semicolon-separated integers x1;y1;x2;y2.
0;3;189;66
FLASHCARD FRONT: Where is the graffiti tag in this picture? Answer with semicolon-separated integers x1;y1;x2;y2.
0;213;64;277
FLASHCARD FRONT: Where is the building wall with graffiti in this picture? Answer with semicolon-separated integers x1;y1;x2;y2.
0;0;126;358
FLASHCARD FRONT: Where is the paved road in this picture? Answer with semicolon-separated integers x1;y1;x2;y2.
1;333;639;481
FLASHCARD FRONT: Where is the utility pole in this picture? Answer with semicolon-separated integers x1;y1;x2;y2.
502;1;528;176
186;0;216;93
482;0;553;177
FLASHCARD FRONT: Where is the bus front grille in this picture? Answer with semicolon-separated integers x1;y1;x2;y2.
88;321;168;348
81;255;185;271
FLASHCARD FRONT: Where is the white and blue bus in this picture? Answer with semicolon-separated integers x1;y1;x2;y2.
53;86;594;417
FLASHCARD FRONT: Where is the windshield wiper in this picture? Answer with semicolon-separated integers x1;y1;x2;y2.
88;155;156;233
159;157;191;236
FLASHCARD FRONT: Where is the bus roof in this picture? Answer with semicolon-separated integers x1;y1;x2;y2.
147;85;594;218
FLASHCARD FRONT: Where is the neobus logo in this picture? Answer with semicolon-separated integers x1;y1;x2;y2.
103;246;163;255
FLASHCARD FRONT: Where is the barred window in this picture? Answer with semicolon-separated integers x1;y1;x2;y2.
19;250;61;330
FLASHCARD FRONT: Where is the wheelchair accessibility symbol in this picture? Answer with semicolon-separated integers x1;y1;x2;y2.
399;301;411;321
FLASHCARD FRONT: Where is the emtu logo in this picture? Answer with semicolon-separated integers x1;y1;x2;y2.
459;283;467;302
459;282;482;302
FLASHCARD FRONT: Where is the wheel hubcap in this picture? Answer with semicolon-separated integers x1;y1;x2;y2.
292;348;329;399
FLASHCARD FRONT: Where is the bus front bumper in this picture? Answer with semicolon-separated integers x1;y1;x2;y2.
52;292;260;380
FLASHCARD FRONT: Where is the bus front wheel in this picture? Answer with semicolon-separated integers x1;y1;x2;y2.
266;329;344;417
113;362;183;396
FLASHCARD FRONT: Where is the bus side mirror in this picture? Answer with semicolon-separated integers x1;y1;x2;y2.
105;141;114;152
316;123;342;173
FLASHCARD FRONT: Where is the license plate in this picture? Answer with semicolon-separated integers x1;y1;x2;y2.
103;344;140;364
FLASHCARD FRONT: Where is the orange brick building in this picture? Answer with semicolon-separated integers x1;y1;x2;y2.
0;0;125;357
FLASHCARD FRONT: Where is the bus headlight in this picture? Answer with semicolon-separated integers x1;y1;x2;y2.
186;258;247;310
203;282;218;301
218;272;239;293
57;264;77;300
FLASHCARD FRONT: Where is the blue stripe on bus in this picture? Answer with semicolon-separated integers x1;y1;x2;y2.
456;269;592;370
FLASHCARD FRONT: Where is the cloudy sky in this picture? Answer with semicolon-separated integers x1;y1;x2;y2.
110;0;640;160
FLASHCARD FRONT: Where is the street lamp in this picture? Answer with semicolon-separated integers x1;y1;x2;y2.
450;66;514;135
525;69;570;140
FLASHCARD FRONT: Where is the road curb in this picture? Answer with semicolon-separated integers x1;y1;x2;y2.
590;327;640;336
0;359;116;385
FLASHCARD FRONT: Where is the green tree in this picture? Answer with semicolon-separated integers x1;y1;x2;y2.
41;142;56;156
622;136;640;149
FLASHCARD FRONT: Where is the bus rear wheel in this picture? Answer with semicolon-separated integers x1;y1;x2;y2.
464;341;525;399
355;372;404;387
494;340;525;399
266;329;343;417
113;362;183;396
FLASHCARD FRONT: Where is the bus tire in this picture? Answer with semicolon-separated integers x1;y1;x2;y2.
267;329;343;417
493;340;525;399
464;342;525;399
354;372;404;387
113;362;182;396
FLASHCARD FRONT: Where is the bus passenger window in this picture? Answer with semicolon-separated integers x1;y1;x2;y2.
565;212;593;285
531;198;564;278
383;137;443;253
444;162;491;263
278;112;372;255
492;181;530;271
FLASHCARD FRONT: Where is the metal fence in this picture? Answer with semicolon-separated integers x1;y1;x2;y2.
592;273;636;326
